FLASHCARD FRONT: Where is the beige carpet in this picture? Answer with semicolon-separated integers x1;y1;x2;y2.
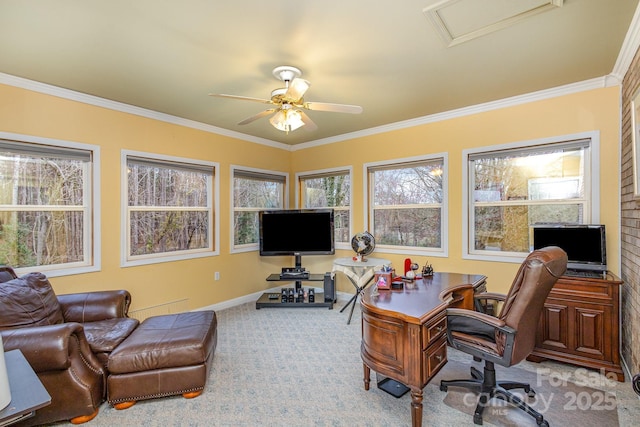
433;360;618;427
47;295;639;426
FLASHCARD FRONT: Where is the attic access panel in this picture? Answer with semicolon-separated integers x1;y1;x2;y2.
424;0;563;47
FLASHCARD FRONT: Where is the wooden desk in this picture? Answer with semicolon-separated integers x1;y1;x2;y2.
0;350;51;427
360;272;486;427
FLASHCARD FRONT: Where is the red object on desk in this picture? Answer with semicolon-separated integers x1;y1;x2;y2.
404;258;411;275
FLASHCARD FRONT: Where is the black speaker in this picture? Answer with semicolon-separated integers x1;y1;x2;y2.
323;272;336;302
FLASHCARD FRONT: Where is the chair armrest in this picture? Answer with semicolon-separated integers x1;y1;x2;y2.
446;307;506;329
474;292;506;315
475;292;506;302
1;323;103;373
58;290;133;322
446;307;517;365
446;307;516;342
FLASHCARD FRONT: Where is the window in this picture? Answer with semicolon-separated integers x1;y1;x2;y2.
122;151;218;266
0;133;99;276
297;168;351;248
365;154;447;256
231;166;287;252
464;133;599;262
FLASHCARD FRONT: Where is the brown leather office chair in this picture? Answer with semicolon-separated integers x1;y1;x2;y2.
440;246;567;427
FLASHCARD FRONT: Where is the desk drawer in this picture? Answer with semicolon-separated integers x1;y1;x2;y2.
422;314;447;350
423;336;447;384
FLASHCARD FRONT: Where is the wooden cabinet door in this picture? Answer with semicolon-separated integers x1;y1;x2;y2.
537;300;570;351
571;301;610;361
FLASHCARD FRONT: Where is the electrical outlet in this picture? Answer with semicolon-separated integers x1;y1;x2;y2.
214;272;220;281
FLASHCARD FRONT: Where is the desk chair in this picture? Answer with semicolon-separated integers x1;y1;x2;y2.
440;246;567;427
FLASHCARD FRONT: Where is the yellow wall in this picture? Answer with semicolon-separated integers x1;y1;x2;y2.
0;82;621;308
293;87;621;293
0;83;291;311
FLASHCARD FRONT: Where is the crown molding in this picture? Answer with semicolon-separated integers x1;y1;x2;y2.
611;1;640;80
0;72;290;151
293;77;609;151
0;71;621;153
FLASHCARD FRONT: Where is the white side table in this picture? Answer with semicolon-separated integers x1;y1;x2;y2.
332;257;391;324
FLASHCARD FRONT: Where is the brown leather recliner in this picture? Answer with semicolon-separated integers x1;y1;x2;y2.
439;246;567;427
0;266;139;426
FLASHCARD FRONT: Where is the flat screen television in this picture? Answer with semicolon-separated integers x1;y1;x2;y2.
259;209;335;269
531;224;606;273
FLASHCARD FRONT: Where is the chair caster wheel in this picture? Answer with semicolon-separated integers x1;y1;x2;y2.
440;384;448;392
473;414;483;425
537;420;549;427
527;388;536;398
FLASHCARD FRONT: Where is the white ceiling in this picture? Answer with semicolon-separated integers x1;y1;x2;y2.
0;0;638;146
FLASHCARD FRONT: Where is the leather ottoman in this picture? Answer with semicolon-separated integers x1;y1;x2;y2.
106;310;217;409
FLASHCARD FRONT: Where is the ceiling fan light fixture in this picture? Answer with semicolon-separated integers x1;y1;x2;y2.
270;108;304;133
212;65;361;133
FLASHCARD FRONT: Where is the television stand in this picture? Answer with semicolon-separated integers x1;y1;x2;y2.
256;272;335;309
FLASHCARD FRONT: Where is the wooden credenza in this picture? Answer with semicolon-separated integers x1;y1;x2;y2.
527;272;624;382
360;273;487;427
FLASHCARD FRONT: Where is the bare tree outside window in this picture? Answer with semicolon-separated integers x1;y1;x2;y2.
470;141;589;255
0;140;92;271
232;169;285;248
300;171;350;244
369;158;444;250
126;157;213;259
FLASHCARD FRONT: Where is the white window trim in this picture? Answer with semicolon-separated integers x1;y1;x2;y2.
230;165;289;254
363;153;449;258
121;150;219;267
295;165;353;251
462;130;600;264
0;131;101;278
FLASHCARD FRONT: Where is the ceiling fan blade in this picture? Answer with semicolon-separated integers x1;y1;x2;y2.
284;78;310;102
209;93;272;104
237;109;276;125
304;102;363;114
299;110;318;131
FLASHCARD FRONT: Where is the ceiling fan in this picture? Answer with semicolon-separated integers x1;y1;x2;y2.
209;66;363;133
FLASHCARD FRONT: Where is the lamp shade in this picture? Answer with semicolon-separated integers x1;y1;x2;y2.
269;108;304;133
0;335;11;410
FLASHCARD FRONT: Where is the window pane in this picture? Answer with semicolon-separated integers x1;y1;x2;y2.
303;175;350;207
234;211;259;246
373;164;443;206
470;142;589;257
334;209;350;243
301;173;350;244
474;204;584;252
369;159;444;250
128;163;208;207
373;207;441;247
233;171;285;247
0;152;85;206
125;155;213;262
0;210;84;267
473;149;584;202
129;210;209;255
234;177;282;208
1;144;91;270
